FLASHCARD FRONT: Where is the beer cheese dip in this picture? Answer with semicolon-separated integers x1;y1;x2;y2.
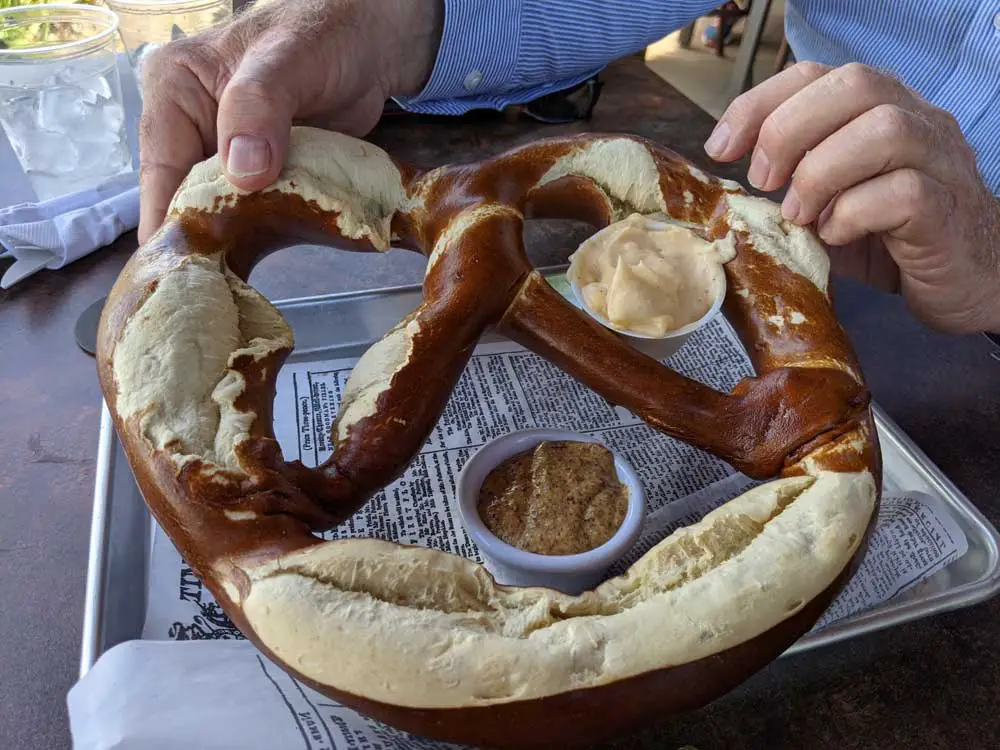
476;441;628;556
568;213;735;337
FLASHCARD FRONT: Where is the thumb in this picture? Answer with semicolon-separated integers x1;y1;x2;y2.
216;63;295;192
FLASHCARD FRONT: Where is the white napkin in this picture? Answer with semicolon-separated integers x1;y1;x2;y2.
0;52;142;289
0;172;139;288
69;640;460;750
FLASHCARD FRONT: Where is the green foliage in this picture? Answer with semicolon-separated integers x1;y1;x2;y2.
0;1;101;50
1;1;98;8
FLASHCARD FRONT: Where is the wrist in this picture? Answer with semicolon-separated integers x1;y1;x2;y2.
375;0;444;97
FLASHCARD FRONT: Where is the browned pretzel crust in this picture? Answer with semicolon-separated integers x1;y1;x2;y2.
97;128;880;748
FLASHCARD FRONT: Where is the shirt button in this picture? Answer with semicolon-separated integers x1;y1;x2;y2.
463;70;483;91
994;12;1000;31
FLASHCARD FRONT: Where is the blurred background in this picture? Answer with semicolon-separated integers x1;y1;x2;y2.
1;0;790;120
646;0;789;118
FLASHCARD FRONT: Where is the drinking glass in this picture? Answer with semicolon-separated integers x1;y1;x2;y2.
0;4;133;201
104;0;232;73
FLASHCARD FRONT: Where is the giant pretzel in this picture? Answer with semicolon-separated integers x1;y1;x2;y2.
97;128;880;748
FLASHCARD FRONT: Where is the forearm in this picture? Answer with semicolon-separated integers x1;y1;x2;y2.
396;0;721;114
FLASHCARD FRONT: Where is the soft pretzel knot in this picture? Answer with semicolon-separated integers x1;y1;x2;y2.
97;127;879;748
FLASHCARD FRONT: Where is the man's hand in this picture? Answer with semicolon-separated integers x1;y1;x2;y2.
704;62;1000;334
138;0;442;242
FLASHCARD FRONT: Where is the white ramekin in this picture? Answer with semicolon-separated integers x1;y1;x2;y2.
457;428;646;595
568;276;726;361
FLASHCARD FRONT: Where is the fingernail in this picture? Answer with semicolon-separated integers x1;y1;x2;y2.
227;135;270;177
704;122;731;158
781;186;801;222
747;148;770;189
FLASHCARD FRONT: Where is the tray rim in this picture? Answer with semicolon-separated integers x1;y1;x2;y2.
79;276;1000;675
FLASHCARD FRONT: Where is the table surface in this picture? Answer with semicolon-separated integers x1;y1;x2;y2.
2;56;999;750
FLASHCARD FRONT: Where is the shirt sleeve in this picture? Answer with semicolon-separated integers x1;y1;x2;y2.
395;0;723;115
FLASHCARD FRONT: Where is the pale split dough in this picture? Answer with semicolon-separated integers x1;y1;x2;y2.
168;128;413;250
724;194;831;295
240;464;874;707
334;315;422;443
537;139;669;217
113;255;293;475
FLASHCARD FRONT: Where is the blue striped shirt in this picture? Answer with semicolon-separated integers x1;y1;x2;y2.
396;1;1000;193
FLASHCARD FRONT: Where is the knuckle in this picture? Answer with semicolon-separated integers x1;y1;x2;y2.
933;105;961;132
832;62;883;93
223;73;274;108
724;90;755;123
146;38;197;72
141;46;181;89
139;45;174;86
869;103;915;141
840;61;874;82
791;60;830;82
147;36;229;92
930;106;973;155
817;206;850;245
893;169;933;213
791;158;824;199
137;111;170;155
138;112;155;142
137;159;157;185
757;113;792;150
957;140;980;171
136;146;165;184
939;123;976;167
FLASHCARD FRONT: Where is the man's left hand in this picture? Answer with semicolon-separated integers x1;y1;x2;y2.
704;62;1000;334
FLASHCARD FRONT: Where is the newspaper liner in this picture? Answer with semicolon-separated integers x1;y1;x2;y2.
70;317;968;749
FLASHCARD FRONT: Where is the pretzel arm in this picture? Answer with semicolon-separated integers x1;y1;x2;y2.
498;272;867;478
290;302;481;525
280;209;529;526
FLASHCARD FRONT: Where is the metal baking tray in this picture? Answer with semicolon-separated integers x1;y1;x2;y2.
80;270;1000;676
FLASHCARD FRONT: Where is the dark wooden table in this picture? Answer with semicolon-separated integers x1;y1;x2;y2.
2;56;999;750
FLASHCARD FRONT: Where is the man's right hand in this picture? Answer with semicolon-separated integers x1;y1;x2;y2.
137;0;442;243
